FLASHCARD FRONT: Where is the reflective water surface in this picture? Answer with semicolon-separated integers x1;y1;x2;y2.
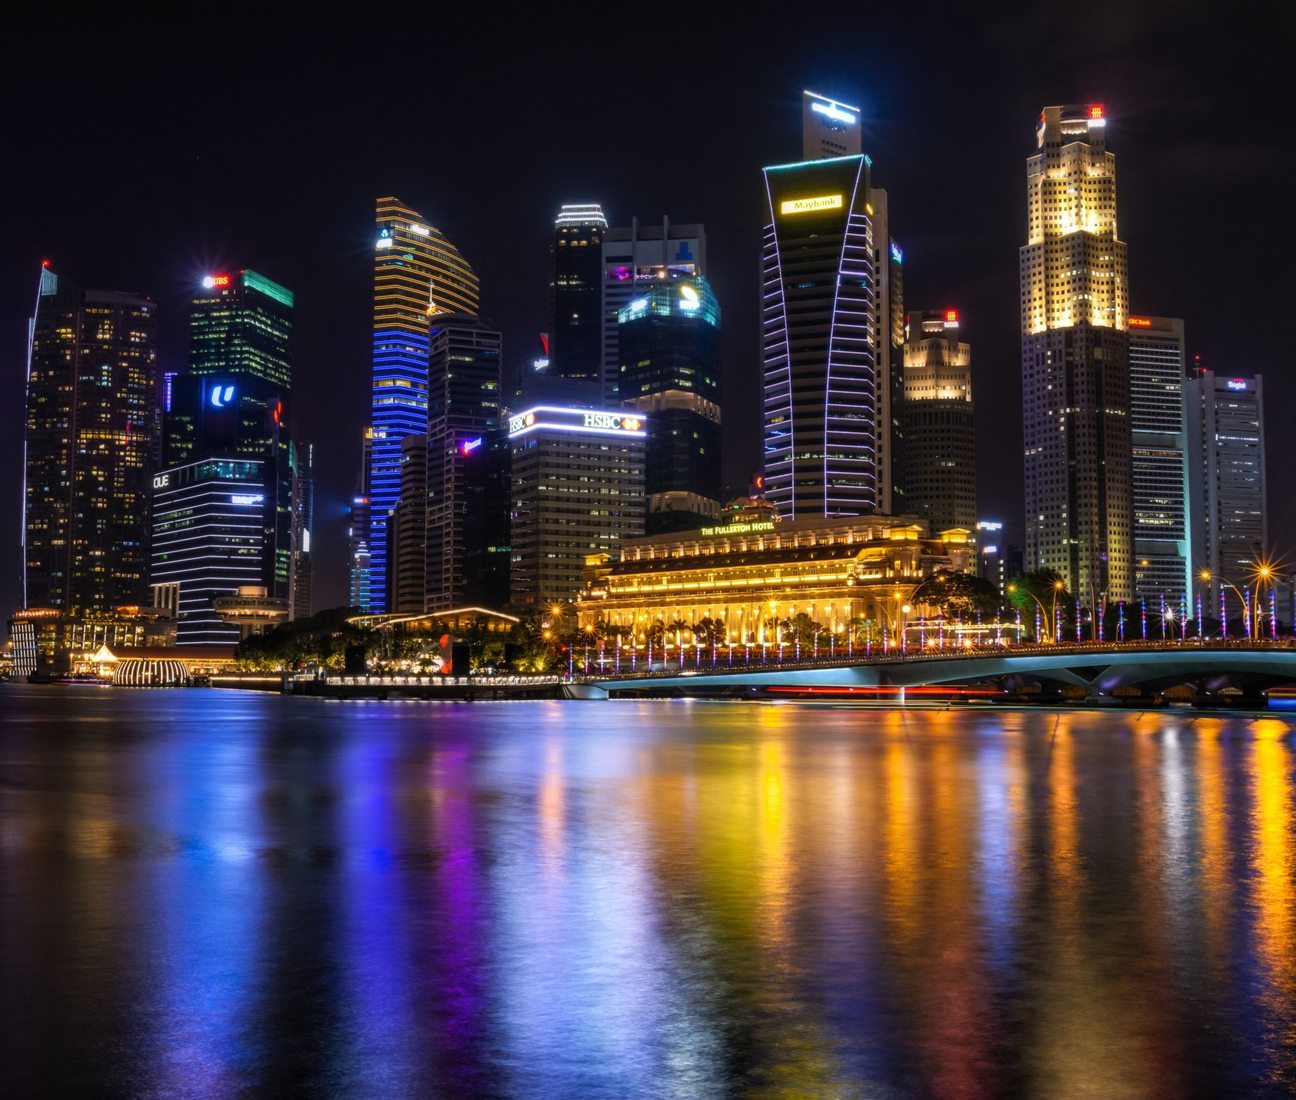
2;685;1294;1097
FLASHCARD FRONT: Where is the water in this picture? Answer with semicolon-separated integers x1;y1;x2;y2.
1;685;1293;1098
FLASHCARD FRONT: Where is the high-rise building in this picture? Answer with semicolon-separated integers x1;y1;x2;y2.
151;457;273;645
391;433;428;613
290;441;314;620
617;274;722;533
508;404;646;609
902;309;976;534
802;91;862;160
601;217;706;399
975;520;1022;595
155;373;292;643
1128;316;1190;603
190;269;293;389
22;265;158;613
347;492;372;611
424;315;504;610
1185;370;1267;609
550;204;607;384
365;195;480;612
762;152;888;518
1021;104;1133;603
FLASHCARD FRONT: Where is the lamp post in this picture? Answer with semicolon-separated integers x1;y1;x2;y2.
1201;569;1249;642
1007;582;1057;643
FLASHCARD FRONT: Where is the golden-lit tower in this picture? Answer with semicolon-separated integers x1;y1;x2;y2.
1021;105;1133;604
362;196;480;612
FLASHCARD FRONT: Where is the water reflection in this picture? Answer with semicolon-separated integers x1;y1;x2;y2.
1;686;1294;1096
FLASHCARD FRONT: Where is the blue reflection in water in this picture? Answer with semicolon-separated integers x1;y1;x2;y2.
1;687;1295;1098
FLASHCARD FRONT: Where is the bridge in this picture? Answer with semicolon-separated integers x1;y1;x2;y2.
570;642;1296;705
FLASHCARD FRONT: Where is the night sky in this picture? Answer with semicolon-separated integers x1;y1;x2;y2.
3;7;1292;614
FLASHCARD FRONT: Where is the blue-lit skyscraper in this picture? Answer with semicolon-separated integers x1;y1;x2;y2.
363;195;480;612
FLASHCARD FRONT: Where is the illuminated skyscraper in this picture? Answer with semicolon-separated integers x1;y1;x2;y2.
1186;370;1267;607
290;441;314;620
550;203;606;384
424;315;504;611
902;310;976;534
1021;104;1133;602
617;274;722;532
1128;316;1190;602
762;153;894;518
508;405;646;608
601;217;706;399
190;269;293;389
365;195;480;611
22;265;157;612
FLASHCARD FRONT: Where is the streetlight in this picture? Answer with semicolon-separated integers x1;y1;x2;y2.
1007;582;1055;643
1201;569;1249;641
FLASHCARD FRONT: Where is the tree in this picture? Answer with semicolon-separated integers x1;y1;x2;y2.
1006;571;1075;641
691;617;727;646
912;569;1000;618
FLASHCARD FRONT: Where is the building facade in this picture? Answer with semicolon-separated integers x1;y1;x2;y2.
151;459;273;645
577;504;975;646
22;266;157;613
365;195;480;612
617;274;722;533
1128;316;1190;603
902;309;976;534
762;153;887;518
1186;370;1267;610
290;441;314;620
1021;104;1133;603
425;315;505;610
802;90;862;160
508;404;646;609
550;204;607;384
601;217;706;400
190;269;293;389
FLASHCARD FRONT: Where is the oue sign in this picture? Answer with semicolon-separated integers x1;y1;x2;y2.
152;473;170;489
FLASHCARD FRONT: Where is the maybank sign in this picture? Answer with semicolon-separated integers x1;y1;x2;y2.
507;406;647;439
780;194;843;216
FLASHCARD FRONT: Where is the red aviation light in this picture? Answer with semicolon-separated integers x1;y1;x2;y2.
1089;104;1105;119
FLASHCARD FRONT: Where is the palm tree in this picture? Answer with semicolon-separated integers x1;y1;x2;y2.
667;618;690;652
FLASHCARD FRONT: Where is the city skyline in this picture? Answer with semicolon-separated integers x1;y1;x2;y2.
2;13;1291;612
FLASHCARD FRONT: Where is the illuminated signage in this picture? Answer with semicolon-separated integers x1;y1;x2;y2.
780;194;844;216
376;237;393;249
460;436;483;455
409;223;430;236
944;309;959;324
1089;104;1105;120
583;412;641;431
890;242;903;264
981;544;999;555
202;274;232;289
810;101;857;126
209;384;236;408
1227;378;1248;391
230;494;264;506
679;284;700;311
700;521;776;537
1128;316;1152;327
152;473;170;489
507;406;647;438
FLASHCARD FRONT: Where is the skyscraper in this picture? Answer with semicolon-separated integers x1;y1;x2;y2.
762;152;884;518
1186;370;1267;609
22;265;157;612
290;441;314;620
1021;104;1133;602
365;195;480;612
191;269;293;389
424;315;504;610
601;217;706;400
617;274;722;532
550;204;607;384
508;405;646;609
902;309;976;534
1128;316;1190;603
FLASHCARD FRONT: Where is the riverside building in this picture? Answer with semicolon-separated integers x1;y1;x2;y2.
508;404;646;609
1021;104;1133;602
577;499;974;644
